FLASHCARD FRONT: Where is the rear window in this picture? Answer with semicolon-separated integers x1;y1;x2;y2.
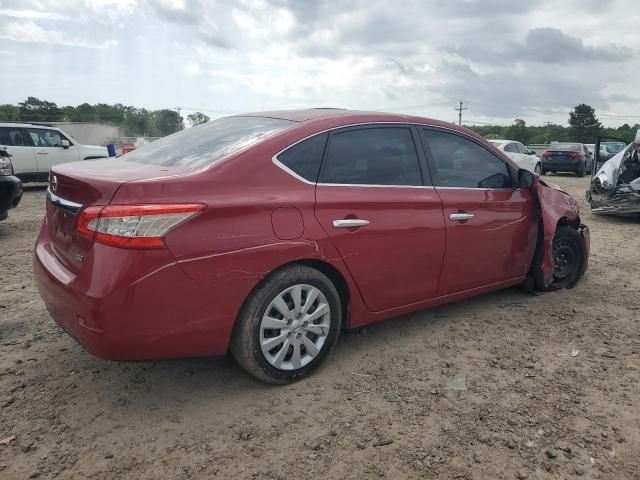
550;143;581;151
123;116;294;168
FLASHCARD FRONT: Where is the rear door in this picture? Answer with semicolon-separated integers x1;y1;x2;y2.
419;128;537;295
0;126;37;177
314;125;446;312
27;128;79;176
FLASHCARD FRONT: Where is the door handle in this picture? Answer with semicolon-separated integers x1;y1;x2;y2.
37;151;48;155
449;213;474;221
332;219;370;228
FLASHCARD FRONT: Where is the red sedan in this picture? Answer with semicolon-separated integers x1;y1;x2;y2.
34;109;589;383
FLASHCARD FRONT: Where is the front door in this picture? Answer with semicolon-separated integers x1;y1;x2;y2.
27;128;78;177
420;128;537;296
314;125;446;312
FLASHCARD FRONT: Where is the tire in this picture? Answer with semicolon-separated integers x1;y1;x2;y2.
534;163;542;174
576;162;585;177
548;226;586;290
230;265;342;384
540;167;547;175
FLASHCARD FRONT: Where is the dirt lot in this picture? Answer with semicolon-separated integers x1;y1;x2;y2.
1;176;639;480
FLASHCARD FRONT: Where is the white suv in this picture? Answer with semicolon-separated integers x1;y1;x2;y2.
0;123;109;183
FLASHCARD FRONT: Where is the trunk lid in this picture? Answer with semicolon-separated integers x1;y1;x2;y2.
46;159;190;272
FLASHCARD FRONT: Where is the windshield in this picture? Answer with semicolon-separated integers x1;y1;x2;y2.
549;144;581;151
602;142;626;153
122;116;294;168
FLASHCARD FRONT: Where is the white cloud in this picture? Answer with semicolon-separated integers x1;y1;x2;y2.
0;20;119;49
0;9;69;20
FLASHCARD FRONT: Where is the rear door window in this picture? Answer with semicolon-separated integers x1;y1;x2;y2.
320;127;423;186
0;127;30;147
421;129;512;189
276;133;328;182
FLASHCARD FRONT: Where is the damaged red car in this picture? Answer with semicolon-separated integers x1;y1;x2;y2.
34;109;589;383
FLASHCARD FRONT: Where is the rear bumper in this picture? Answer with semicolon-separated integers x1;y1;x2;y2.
541;160;582;171
0;175;22;220
33;221;260;360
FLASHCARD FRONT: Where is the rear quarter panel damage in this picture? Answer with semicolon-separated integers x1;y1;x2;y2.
534;180;590;288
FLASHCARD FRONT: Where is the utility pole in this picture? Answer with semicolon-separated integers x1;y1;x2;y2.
175;107;182;133
455;101;467;126
545;122;551;144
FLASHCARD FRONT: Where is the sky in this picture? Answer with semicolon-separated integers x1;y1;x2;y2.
0;0;639;127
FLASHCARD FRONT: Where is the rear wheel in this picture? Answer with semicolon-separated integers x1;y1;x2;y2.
548;226;586;290
230;265;342;384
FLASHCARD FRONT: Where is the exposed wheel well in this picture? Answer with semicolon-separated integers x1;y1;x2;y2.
236;259;352;331
296;259;350;327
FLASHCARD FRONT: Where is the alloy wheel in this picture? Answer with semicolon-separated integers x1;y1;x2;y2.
259;284;331;371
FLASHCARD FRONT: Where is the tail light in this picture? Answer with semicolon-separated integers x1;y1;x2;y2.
77;204;205;248
568;152;583;160
542;152;552;158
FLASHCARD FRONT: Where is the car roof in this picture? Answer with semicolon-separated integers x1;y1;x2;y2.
488;139;513;144
0;122;58;130
232;108;485;140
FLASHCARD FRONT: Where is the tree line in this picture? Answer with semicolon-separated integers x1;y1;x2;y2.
469;104;639;145
0;97;210;137
0;99;636;145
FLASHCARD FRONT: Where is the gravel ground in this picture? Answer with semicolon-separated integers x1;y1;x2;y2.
1;176;639;480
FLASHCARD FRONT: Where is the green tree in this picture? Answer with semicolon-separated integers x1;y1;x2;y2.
0;104;20;121
187;112;210;127
504;119;530;144
568;104;602;143
18;97;61;121
149;109;184;136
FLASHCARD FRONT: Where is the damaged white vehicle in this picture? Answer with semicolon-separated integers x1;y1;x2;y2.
587;131;640;216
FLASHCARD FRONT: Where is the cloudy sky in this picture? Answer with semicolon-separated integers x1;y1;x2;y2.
0;0;638;126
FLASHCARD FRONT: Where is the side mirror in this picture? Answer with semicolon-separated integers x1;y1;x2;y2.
61;139;70;149
518;168;534;188
635;130;640;145
528;149;537;156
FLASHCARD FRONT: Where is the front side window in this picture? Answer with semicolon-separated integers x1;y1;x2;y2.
277;133;328;182
320;127;422;186
123;116;294;168
421;129;512;189
515;143;529;154
0;127;29;147
29;128;63;147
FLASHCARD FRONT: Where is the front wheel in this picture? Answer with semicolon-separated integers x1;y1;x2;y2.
548;226;586;290
534;163;542;174
230;265;342;384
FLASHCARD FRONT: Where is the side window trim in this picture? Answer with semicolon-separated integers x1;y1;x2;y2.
272;132;328;185
318;124;427;188
420;126;515;190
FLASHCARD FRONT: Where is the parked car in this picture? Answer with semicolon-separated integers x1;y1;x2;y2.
587;132;640;216
488;139;541;173
540;143;593;176
34;109;590;384
0;147;23;221
0;123;109;183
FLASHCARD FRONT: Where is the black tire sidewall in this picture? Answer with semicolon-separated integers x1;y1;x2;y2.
238;266;342;383
549;226;586;289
